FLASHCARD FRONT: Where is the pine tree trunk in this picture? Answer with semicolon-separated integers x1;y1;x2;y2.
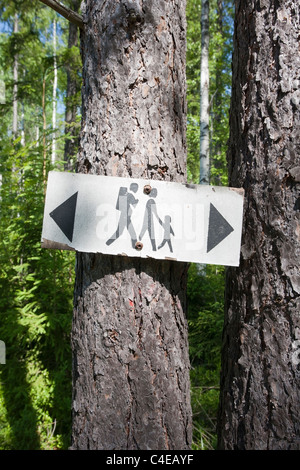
218;0;300;450
199;0;210;184
70;0;192;450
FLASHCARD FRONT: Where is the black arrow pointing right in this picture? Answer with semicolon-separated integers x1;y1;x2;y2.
50;191;78;243
207;203;234;253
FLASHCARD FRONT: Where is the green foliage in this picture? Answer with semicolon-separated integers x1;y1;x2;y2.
0;3;77;450
187;263;225;449
0;137;74;449
188;263;225;366
186;0;234;184
208;1;234;186
186;0;201;183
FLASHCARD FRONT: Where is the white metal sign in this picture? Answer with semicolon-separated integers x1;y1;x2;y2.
41;171;244;266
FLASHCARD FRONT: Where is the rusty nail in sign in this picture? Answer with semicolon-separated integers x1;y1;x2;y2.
135;241;143;251
143;184;152;195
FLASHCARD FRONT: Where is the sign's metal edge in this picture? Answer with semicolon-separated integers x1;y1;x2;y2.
41;238;76;252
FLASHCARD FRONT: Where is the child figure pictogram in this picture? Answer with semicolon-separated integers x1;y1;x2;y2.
158;215;174;253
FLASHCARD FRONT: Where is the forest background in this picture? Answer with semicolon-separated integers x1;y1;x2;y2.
0;0;234;450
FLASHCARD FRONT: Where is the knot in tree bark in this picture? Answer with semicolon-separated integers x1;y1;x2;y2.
125;4;144;31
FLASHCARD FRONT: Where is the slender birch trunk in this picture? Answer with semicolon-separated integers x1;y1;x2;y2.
52;19;57;165
13;14;18;139
64;0;81;171
21;102;25;146
199;0;210;184
42;75;47;189
211;0;223;184
35;125;39;147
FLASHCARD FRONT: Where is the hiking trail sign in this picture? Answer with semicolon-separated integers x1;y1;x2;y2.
41;171;244;267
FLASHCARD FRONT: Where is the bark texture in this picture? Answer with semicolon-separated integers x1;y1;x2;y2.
71;0;192;450
218;0;300;450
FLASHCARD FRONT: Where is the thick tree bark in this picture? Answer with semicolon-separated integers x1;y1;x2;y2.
218;0;300;450
70;0;192;450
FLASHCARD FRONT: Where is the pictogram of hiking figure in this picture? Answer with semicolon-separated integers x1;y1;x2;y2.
158;215;175;253
139;188;165;251
106;183;139;248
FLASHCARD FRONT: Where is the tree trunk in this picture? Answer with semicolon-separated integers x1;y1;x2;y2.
70;0;192;450
12;13;18;138
51;19;57;165
42;75;47;189
210;0;223;185
21;102;25;146
199;0;210;184
64;0;81;171
218;0;300;450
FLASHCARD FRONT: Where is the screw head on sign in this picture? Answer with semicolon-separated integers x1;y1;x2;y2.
143;185;152;195
135;241;143;251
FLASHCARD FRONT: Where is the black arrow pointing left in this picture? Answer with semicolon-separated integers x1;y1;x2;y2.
50;191;78;242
